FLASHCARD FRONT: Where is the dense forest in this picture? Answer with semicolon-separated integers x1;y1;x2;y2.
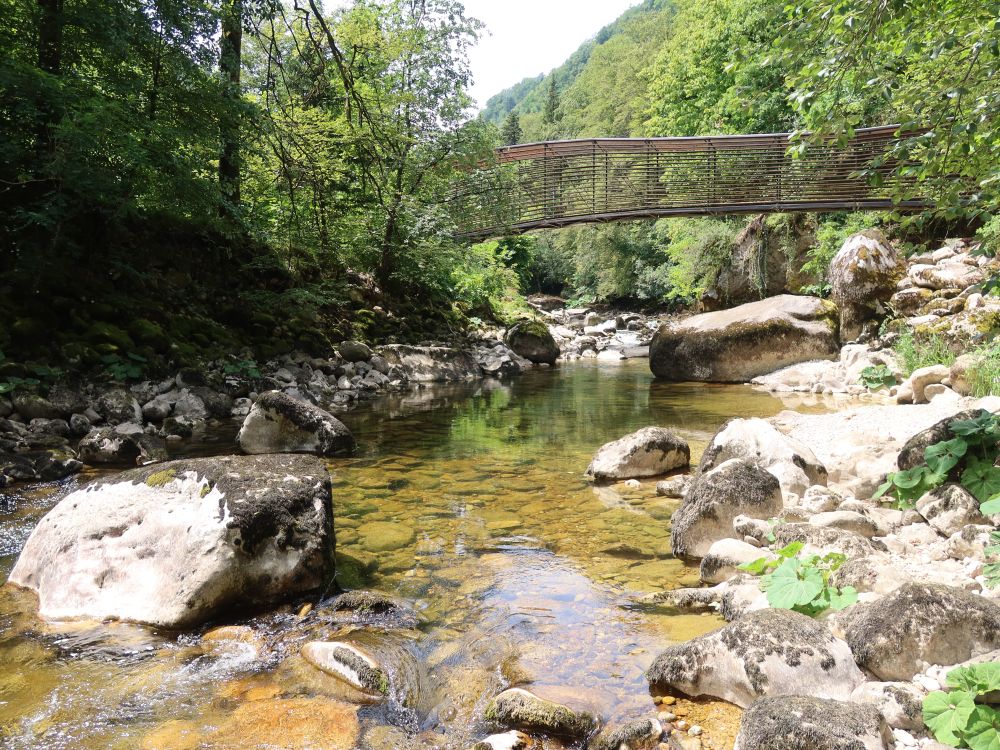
1;0;998;374
485;0;1000;305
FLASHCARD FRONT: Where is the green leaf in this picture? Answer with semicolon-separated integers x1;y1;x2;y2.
774;541;804;559
981;493;1000;516
925;438;969;476
738;556;776;575
827;586;858;611
894;466;932;489
961;458;1000;502
765;568;824;610
946;663;1000;695
965;705;1000;750
950;411;999;440
923;689;977;747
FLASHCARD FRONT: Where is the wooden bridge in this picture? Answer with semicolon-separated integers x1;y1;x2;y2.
450;125;923;239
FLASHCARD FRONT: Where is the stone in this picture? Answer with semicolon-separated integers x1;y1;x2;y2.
656;475;691;498
671;459;782;559
356;521;415;552
829;229;904;341
649;295;840;382
910;261;985;291
849;681;925;731
647;609;865;708
588;427;690;480
142;395;173;422
470;731;534;750
808;510;879;538
7;454;334;628
897;409;985;471
733;696;891;750
68;413;91;437
845;583;1000;680
698;417;827;495
205;697;358;750
339;340;373;363
830;555;911;596
771;523;879;558
11;392;63;420
237;390;355;457
504;320;560;365
77;425;166;466
377;345;480;382
699;538;771;585
0;449;83;484
591;718;663;750
301;641;389;696
916;483;986;537
950;354;980;396
897;365;950;405
95;388;143;425
484;687;599;739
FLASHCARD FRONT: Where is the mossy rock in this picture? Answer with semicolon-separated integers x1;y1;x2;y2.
505;319;559;365
129;319;169;349
85;322;134;350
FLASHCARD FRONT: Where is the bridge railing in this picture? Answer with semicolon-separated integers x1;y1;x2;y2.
450;125;923;239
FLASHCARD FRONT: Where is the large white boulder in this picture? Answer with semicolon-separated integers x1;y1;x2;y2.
587;427;690;480
647;608;865;708
649;295;840;382
829;230;904;341
7;454;335;628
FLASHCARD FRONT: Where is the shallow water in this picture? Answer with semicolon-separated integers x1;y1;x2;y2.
0;361;845;749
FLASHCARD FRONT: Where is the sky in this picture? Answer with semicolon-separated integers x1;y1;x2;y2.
462;0;640;110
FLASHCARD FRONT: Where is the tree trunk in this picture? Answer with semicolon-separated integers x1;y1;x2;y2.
219;0;243;214
36;0;63;157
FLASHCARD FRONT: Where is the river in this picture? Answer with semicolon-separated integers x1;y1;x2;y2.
0;360;843;750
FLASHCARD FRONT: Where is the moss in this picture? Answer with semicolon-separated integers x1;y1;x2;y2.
200;483;212;497
85;322;134;350
145;468;177;487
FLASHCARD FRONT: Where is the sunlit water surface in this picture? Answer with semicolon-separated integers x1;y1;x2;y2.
0;361;847;750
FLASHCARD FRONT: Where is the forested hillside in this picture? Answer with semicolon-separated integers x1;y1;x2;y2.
485;0;1000;306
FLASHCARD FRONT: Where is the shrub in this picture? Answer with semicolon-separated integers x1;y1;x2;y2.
739;541;858;616
893;329;956;377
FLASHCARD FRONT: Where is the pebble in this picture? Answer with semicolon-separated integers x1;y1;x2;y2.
914;674;941;692
689;725;702;736
894;728;917;747
676;720;689;731
660;696;676;705
658;712;676;722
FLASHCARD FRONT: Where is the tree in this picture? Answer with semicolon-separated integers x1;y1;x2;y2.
782;0;1000;219
500;110;522;145
219;0;244;214
543;73;559;125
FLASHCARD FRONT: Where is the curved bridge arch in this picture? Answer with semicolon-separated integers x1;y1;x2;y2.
451;125;924;239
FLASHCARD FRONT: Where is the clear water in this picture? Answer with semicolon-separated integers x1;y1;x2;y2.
0;361;842;750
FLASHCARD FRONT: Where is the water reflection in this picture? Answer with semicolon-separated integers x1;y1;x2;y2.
0;361;843;749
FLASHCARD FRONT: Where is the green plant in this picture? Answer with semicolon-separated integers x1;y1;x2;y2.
799;282;832;298
982;530;1000;589
739;541;858;616
923;663;1000;749
875;411;1000;508
966;346;1000;398
893;330;957;377
101;353;147;382
222;359;262;379
859;364;896;391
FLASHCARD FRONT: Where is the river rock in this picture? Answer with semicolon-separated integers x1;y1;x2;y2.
649;295;839;382
587;427;690;480
356;520;415;552
0;449;83;484
504;320;560;365
830;555;911;595
11;392;63;420
591;718;662;750
378;345;480;382
849;681;925;731
671;459;782;559
237;390;355;456
771;523;879;558
647;608;865;707
205;696;358;750
915;484;986;536
7;454;334;628
807;510;879;538
896;409;986;470
698;417;827;495
339;340;373;363
733;696;891;750
845;583;1000;680
95;388;143;425
77;425;166;466
471;731;534;750
301;641;389;697
699;538;771;585
484;687;599;739
896;365;950;405
829;230;904;341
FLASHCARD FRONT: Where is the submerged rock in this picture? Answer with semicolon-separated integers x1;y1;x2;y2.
301;641;390;697
205;696;359;750
733;696;891;750
484;687;599;739
505;320;560;365
646;608;865;707
470;731;534;750
587;427;690;480
237;390;355;456
845;583;1000;680
590;718;662;750
671;459;782;559
8;454;335;628
649;294;840;382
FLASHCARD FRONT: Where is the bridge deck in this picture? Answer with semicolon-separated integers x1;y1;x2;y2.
451;125;922;238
